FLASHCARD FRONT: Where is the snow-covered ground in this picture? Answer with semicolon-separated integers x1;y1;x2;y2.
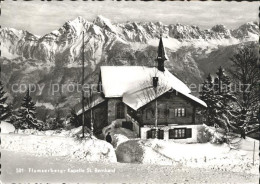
116;139;259;175
1;150;258;184
1;121;258;183
1;132;117;163
15;126;93;137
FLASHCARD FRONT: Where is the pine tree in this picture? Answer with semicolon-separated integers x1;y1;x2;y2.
200;74;218;126
0;80;11;121
213;67;237;131
200;68;237;131
17;89;40;129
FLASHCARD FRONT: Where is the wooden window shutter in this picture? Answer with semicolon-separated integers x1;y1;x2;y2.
151;129;156;138
186;128;192;138
158;129;164;139
169;129;175;139
147;130;152;139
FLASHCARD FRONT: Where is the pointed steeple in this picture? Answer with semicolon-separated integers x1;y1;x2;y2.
156;35;168;72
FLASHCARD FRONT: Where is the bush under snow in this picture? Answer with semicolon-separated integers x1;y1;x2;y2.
0;121;15;133
197;124;226;144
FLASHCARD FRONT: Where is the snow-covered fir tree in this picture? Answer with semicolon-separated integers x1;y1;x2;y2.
200;74;218;126
0;80;11;121
200;67;238;132
17;89;41;129
213;67;238;131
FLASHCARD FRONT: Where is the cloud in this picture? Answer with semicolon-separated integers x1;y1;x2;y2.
0;1;258;36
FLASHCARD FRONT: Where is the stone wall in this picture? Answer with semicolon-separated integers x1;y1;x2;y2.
107;98;125;124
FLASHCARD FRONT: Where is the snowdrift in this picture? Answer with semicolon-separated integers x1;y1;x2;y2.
102;120;138;148
10;126;91;137
1;134;117;163
116;139;259;174
0;121;15;133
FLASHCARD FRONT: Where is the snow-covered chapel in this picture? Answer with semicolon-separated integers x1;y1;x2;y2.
77;36;207;142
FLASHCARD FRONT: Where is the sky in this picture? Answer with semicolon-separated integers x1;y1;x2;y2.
0;1;258;36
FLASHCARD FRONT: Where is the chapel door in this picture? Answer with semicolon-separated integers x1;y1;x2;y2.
116;102;125;119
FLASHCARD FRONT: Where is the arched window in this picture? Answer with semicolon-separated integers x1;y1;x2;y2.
116;102;125;119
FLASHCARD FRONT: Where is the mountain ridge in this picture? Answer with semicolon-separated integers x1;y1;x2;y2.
1;16;258;64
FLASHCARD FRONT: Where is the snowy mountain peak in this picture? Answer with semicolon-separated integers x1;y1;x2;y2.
211;25;228;33
58;16;91;37
93;15;117;34
68;16;87;25
238;22;259;33
0;28;26;39
94;15;110;23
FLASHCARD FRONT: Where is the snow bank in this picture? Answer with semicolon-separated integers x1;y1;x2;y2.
1;134;117;163
234;137;259;151
15;126;91;138
116;139;259;174
102;120;138;148
0;121;15;133
110;133;130;148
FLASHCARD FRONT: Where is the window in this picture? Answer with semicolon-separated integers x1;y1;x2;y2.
175;108;186;117
169;128;192;139
147;129;164;139
116;102;125;119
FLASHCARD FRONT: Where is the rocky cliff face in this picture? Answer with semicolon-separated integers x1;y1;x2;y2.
0;16;258;119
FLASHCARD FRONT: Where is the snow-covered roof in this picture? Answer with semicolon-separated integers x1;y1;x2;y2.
100;66;207;110
76;96;105;115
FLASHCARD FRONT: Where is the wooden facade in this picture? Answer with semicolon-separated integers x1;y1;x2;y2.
79;90;203;136
79;101;108;134
133;91;201;127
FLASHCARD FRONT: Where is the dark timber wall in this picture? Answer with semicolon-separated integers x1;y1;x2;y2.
80;101;108;134
136;91;201;126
